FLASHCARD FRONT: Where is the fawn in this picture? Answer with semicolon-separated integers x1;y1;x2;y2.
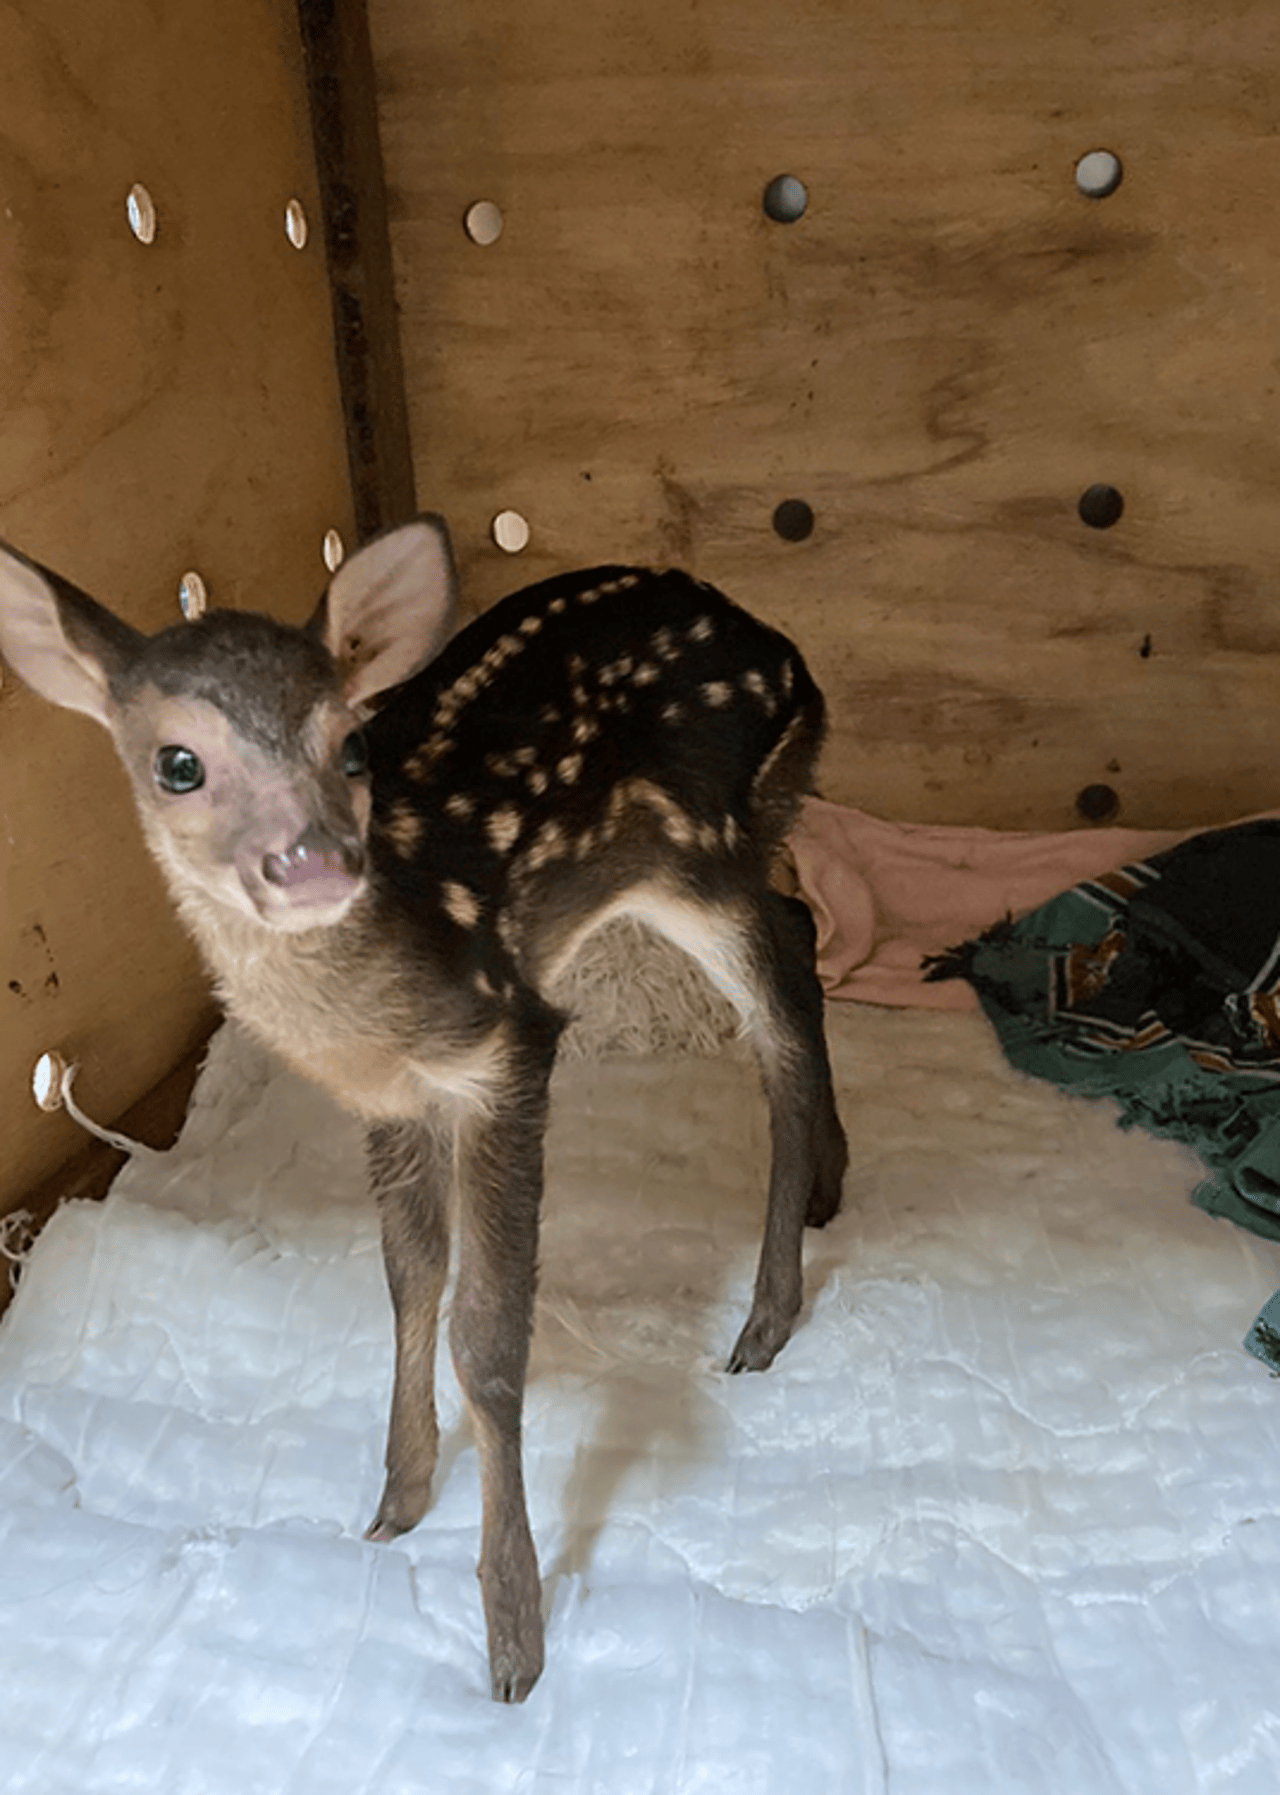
0;516;848;1701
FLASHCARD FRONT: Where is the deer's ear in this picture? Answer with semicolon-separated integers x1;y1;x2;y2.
0;543;142;727
310;515;460;709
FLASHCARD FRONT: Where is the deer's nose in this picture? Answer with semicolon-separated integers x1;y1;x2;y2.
263;822;365;893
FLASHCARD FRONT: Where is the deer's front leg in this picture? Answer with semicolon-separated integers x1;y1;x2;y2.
365;1118;453;1542
450;1069;553;1703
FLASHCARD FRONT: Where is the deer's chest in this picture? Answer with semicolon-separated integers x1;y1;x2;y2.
204;914;505;1125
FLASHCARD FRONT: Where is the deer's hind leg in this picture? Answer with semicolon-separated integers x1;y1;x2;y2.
770;890;848;1230
722;886;847;1373
629;881;847;1374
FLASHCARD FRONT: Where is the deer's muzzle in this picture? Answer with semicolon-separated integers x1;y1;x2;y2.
262;822;365;906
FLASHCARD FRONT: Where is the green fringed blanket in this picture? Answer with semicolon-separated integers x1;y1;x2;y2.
925;819;1280;1372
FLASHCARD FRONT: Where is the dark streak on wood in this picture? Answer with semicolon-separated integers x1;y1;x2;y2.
296;0;417;540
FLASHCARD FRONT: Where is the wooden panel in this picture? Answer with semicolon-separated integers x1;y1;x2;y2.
367;0;1280;833
0;0;353;1216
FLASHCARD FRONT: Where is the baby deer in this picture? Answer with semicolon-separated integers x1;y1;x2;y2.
0;517;847;1701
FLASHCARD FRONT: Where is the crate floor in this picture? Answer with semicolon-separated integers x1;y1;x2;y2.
2;1006;1280;1794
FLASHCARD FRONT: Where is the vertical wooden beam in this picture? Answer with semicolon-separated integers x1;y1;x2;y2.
297;0;417;539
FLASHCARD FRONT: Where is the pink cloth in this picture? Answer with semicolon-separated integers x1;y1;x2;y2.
788;798;1203;1011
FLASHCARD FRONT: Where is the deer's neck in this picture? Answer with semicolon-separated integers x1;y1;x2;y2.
168;873;501;1124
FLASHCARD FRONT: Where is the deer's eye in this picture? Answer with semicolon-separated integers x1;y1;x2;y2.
154;745;205;794
340;729;369;778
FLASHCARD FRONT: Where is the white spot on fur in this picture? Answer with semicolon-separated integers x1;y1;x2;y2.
662;702;683;725
557;752;584;785
383;803;423;859
442;881;480;928
604;777;697;848
486;805;522;853
701;681;732;707
632;662;660;686
740;670;775;712
444;792;474;821
527;768;550;796
525;820;568;870
519;615;543;636
572;715;600;746
689;615;714;644
431;630;530;734
489;746;539;777
405;738;451;779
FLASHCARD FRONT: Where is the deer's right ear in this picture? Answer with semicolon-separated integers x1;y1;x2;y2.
311;514;460;710
0;544;142;727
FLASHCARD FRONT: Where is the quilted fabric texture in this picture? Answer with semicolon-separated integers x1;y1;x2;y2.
2;1008;1279;1793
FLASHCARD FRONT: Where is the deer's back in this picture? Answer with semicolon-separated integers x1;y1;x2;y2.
366;565;822;913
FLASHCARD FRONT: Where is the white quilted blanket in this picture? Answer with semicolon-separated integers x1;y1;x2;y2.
2;1005;1279;1794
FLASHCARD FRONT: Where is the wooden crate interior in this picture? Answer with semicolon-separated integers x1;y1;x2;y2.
366;0;1280;833
4;0;1280;1220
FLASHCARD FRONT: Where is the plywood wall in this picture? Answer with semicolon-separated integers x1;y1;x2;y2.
366;0;1280;834
0;0;353;1217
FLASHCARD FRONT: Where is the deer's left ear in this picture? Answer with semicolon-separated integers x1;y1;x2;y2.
309;515;460;710
0;543;144;727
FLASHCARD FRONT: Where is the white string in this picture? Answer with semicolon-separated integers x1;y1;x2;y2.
0;1208;35;1290
58;1062;160;1161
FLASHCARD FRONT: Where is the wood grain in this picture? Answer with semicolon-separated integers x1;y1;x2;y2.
367;0;1280;832
0;0;353;1217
